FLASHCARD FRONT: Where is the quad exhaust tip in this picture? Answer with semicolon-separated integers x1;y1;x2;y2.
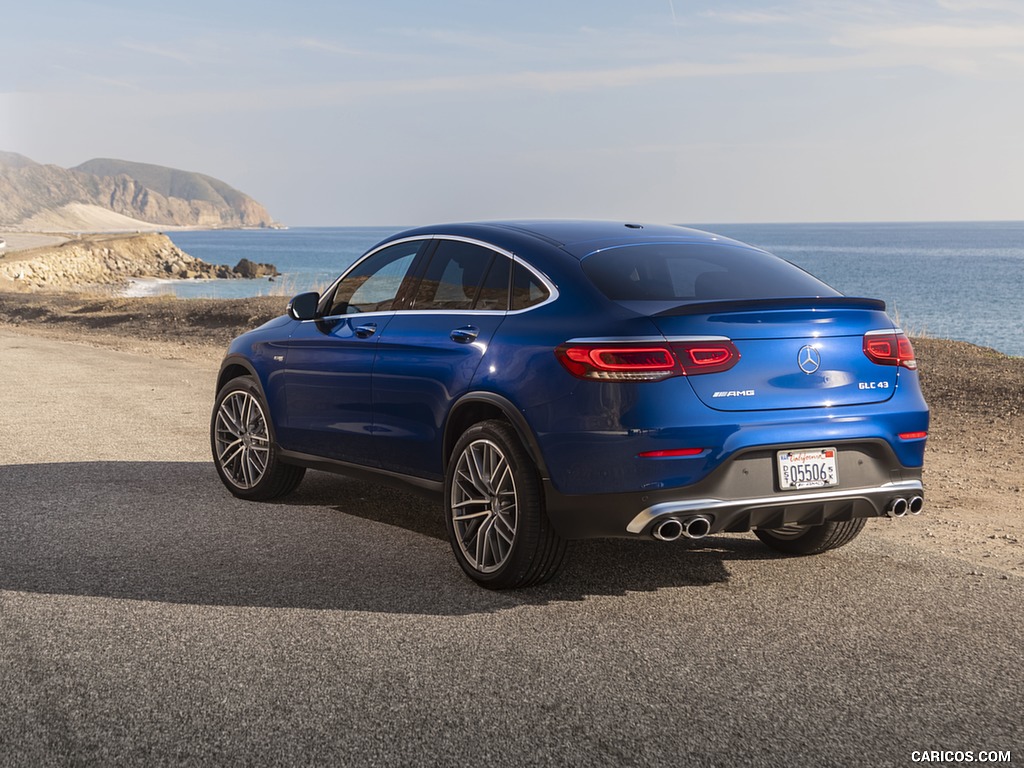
652;515;712;542
886;496;924;518
887;498;909;518
652;518;684;542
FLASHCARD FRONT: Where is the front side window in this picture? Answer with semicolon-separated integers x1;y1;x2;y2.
326;240;425;315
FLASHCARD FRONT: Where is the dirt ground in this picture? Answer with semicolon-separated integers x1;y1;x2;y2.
1;289;1021;577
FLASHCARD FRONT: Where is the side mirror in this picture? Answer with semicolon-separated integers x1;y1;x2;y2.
287;292;320;321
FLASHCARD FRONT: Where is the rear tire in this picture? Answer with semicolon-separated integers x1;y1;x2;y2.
444;420;566;589
755;518;866;555
211;375;305;501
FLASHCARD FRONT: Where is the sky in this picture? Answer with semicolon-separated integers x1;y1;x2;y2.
2;0;1023;226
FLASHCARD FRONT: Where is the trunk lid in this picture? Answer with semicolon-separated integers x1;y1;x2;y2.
652;298;899;412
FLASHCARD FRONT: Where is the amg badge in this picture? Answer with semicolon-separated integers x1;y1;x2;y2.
713;390;755;398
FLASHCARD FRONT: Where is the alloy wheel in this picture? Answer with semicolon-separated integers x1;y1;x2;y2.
450;439;519;574
213;390;271;490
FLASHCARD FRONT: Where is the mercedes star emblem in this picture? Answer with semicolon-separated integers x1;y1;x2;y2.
798;345;821;374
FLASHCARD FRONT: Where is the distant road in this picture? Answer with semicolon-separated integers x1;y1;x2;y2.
1;329;1021;766
0;232;69;255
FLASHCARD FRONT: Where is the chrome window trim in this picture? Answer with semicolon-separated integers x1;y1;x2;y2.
313;233;559;322
295;310;397;324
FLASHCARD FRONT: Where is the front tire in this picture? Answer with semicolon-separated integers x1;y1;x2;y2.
211;375;305;500
444;420;566;589
754;518;866;555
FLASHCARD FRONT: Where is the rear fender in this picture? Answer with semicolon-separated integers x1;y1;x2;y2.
443;392;550;478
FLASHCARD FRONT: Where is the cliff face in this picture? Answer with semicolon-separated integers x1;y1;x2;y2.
0;152;276;230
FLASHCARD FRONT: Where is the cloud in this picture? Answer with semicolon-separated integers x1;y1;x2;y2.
835;23;1024;49
699;10;792;25
11;46;920;119
294;38;369;57
120;41;196;66
936;0;1024;14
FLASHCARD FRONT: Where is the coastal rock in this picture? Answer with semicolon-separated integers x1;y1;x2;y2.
232;258;280;279
0;232;280;290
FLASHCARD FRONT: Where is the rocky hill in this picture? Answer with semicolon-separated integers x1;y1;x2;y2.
0;152;276;231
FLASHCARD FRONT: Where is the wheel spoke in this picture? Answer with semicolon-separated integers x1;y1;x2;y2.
492;510;515;543
476;516;495;568
488;456;508;490
453;509;491;522
218;404;235;433
452;498;488;510
220;442;245;467
469;446;488;491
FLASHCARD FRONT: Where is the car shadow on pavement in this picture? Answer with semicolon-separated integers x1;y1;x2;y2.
0;461;781;616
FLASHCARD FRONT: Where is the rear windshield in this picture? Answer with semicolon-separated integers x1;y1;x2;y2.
581;243;840;306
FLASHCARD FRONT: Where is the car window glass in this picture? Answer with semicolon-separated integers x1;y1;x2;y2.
328;240;423;315
410;240;495;311
511;262;550;310
474;255;510;311
581;243;838;304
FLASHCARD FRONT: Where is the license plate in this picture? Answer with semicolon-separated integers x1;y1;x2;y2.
777;448;839;490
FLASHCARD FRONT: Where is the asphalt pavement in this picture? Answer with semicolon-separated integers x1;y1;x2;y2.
1;330;1021;766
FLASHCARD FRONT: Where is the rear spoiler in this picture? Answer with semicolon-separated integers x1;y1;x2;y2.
655;296;887;317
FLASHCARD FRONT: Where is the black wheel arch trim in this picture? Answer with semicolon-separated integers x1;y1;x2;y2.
216;355;263;395
443;392;550;478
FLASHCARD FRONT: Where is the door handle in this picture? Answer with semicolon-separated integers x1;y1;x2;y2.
354;322;378;338
450;326;479;344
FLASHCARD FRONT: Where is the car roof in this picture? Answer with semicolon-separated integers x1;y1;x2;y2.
388;220;758;260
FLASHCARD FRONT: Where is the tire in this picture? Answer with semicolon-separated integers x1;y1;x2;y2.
754;518;866;556
444;420;566;589
211;375;305;501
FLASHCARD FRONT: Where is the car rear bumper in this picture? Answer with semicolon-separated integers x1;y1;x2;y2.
542;439;924;539
624;478;922;535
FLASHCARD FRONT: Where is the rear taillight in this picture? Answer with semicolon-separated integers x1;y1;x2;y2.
674;340;741;375
863;331;917;370
555;340;739;381
556;344;679;381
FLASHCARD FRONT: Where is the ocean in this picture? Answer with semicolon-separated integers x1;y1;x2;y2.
161;221;1024;357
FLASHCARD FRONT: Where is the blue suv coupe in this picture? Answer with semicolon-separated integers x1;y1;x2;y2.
211;221;929;588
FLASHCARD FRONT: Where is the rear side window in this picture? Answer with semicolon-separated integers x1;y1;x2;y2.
475;255;511;310
581;243;839;304
511;262;550;310
410;240;498;311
